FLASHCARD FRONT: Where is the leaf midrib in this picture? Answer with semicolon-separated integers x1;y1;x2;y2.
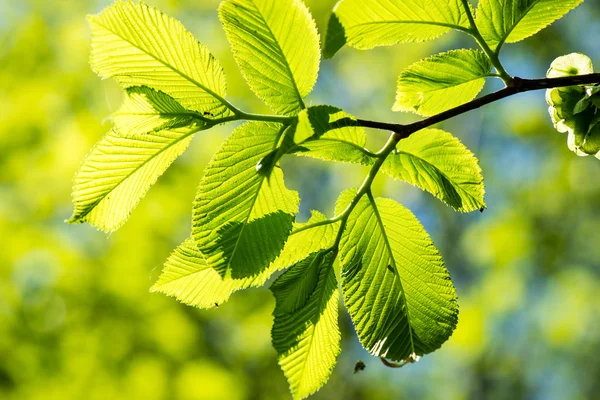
303;137;377;160
367;194;416;356
349;19;471;33
399;73;486;95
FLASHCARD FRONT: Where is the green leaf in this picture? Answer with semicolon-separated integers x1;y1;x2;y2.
476;0;585;51
192;122;300;279
113;86;207;137
393;50;492;116
89;1;231;117
271;250;340;400
68;127;195;232
338;193;458;362
271;211;341;271
219;0;320;115
292;106;375;165
324;0;470;57
382;129;485;212
151;238;277;309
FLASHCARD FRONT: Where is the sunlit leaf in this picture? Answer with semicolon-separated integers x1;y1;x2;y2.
271;250;340;400
393;50;492;116
151;238;277;309
219;0;320;115
89;1;231;116
113;86;207;137
324;0;470;58
155;210;340;310
192;122;300;279
292;106;375;165
68;127;196;232
338;192;458;361
382;129;485;212
476;0;585;51
271;210;340;271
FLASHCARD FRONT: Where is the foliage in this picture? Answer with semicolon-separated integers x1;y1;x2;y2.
62;0;598;398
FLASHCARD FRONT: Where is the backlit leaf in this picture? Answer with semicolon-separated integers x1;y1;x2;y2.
113;86;207;137
476;0;585;51
151;237;278;308
382;129;485;212
89;1;232;116
393;50;492;116
324;0;470;58
293;106;375;165
338;193;458;361
271;210;340;271
271;250;340;400
68;127;196;232
192;122;300;280
219;0;320;115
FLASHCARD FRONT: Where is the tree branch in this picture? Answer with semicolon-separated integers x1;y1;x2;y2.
354;73;600;141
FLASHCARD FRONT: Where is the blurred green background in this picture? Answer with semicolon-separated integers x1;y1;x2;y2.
1;0;599;399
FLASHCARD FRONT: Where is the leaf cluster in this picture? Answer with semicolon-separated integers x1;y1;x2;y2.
69;0;593;398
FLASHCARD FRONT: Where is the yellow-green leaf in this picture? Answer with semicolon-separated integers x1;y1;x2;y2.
382;129;485;212
293;106;375;165
393;50;492;116
271;250;340;400
89;1;231;116
339;193;458;362
151;238;277;309
476;0;585;51
68;127;195;232
325;0;470;57
219;0;320;115
192;122;300;279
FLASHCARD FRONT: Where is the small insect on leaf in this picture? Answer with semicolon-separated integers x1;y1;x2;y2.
354;360;366;374
387;264;395;273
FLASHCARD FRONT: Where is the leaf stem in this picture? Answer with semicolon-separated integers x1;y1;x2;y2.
459;0;512;84
290;216;342;236
234;110;295;124
290;133;399;246
330;134;399;250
